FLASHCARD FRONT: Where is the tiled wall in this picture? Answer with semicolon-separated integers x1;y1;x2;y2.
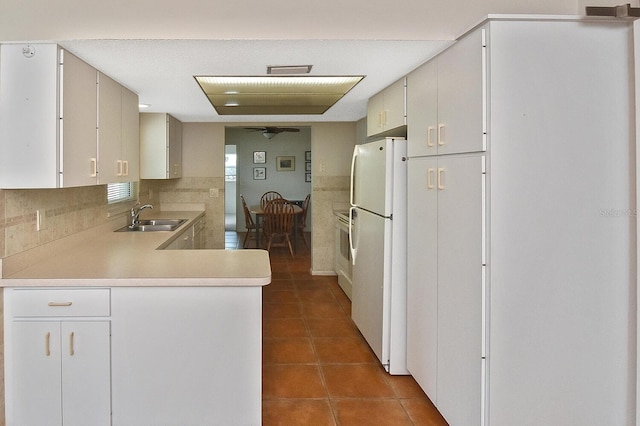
0;186;111;258
310;176;350;274
139;177;225;249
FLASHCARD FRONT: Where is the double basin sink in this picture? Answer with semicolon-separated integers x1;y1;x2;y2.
115;219;187;232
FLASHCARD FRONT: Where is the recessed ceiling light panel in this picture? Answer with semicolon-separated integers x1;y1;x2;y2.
194;75;364;115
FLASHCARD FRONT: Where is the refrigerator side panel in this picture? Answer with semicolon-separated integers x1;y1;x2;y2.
388;139;408;374
351;208;389;367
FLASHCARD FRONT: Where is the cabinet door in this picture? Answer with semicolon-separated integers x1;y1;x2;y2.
406;157;438;399
61;51;98;187
437;29;485;156
436;155;485;426
98;72;122;184
366;91;385;136
383;78;406;131
62;321;111;426
407;61;438;157
0;44;59;188
168;114;182;178
10;321;63;425
121;86;140;182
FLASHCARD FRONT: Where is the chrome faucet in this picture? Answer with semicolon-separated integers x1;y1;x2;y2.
129;203;153;227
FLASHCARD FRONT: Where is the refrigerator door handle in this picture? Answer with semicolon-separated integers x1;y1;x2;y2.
350;146;358;207
349;206;357;265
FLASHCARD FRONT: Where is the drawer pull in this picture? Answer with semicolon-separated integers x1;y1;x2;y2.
45;332;51;356
48;301;73;307
69;332;75;356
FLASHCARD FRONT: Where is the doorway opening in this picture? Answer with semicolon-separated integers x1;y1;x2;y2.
225;145;237;231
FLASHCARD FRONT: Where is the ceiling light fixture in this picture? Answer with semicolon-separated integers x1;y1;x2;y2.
193;75;364;115
267;65;313;75
139;103;151;109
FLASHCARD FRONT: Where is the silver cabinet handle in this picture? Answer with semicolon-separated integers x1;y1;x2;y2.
45;332;51;356
48;301;72;307
69;332;75;356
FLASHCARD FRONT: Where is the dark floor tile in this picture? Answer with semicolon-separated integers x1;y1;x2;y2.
306;317;360;338
321;364;395;398
263;318;308;338
263;399;336;426
263;364;327;398
333;399;412;426
401;399;449;425
313;337;377;364
263;337;316;364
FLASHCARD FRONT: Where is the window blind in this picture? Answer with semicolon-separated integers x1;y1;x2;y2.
107;182;138;204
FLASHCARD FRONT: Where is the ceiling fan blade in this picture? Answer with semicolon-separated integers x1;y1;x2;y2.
279;128;301;132
244;127;267;132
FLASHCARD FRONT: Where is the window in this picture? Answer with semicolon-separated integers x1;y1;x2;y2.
107;182;137;204
225;154;237;182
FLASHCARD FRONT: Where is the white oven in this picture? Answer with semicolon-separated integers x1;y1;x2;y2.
334;211;352;300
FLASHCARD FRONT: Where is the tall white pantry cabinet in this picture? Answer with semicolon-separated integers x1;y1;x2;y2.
406;16;636;426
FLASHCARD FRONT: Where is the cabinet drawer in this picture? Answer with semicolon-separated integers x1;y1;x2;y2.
9;288;110;317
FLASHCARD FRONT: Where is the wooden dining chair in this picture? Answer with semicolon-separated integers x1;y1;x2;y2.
296;193;311;248
240;194;261;248
262;198;295;258
260;191;282;209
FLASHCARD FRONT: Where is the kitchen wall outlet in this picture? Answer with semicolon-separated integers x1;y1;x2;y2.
209;188;219;198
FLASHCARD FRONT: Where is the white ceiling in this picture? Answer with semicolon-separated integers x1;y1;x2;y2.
0;0;586;123
59;39;451;122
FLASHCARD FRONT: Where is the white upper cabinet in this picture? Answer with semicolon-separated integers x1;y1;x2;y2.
0;43;139;188
367;77;406;137
98;72;139;184
0;44;99;188
140;113;183;179
407;29;485;157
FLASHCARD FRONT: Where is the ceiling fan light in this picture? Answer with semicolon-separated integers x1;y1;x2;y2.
263;132;277;139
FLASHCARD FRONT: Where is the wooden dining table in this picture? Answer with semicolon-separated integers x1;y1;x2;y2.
250;204;303;252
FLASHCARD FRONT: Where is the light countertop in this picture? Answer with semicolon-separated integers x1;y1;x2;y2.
0;211;271;287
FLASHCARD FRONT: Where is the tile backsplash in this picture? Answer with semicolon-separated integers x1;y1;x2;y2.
0;178;226;259
1;186;111;258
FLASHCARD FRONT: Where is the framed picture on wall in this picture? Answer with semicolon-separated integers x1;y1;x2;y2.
276;156;295;171
305;151;311;161
305;173;311;182
305;162;311;172
253;167;266;180
253;151;266;164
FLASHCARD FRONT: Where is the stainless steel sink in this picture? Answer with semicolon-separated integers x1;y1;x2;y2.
115;219;187;232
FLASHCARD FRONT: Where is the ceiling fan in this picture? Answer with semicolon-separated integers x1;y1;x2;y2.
244;126;300;139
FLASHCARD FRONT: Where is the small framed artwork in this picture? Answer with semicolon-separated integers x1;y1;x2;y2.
305;173;311;182
305;151;311;161
305;162;311;172
276;156;295;171
253;167;266;180
253;151;266;164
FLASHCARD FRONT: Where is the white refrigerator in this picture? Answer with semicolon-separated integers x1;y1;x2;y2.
349;137;408;375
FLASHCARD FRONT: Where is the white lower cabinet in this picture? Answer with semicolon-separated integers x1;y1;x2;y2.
407;155;485;425
110;287;262;425
5;289;111;426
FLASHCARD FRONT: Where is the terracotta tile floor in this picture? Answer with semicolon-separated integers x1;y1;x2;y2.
227;232;448;425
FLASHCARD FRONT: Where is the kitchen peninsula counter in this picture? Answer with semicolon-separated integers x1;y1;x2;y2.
1;211;269;425
0;210;271;286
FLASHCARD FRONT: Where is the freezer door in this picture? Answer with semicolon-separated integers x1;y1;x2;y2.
351;208;391;369
351;139;395;216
